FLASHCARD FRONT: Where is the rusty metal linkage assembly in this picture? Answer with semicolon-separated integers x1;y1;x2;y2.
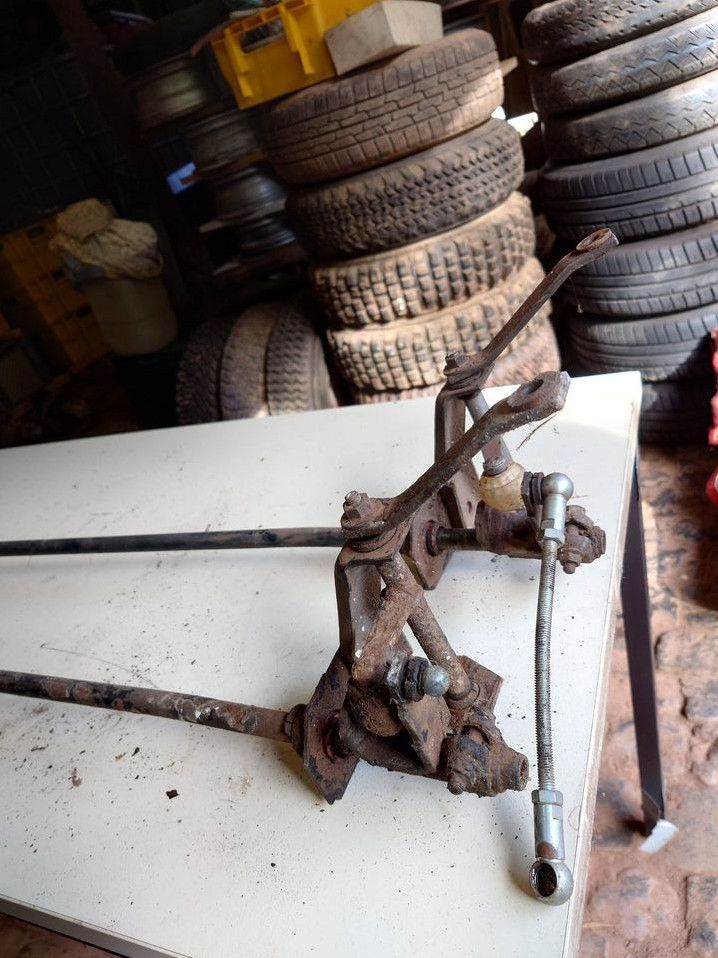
0;229;618;905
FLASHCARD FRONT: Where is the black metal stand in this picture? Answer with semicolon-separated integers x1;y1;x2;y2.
621;460;665;836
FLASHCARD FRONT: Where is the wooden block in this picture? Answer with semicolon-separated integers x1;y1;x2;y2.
326;0;442;76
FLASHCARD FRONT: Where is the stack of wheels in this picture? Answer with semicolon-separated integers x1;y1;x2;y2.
188;110;298;258
260;30;561;404
175;296;337;424
523;0;718;443
114;0;296;261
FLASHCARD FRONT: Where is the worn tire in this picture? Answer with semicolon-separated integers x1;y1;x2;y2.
351;314;560;402
487;316;561;385
352;315;560;402
311;193;535;328
566;220;718;318
640;379;713;443
176;317;233;425
327;258;549;391
522;0;718;66
287;121;523;258
530;9;718;118
540;127;718;242
566;306;718;381
261;31;502;184
543;71;718;162
219;304;278;419
266;298;337;414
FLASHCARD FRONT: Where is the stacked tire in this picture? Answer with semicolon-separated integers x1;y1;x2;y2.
523;0;718;442
260;30;560;402
175;297;337;424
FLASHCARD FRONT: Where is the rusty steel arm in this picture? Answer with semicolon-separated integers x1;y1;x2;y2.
368;372;570;538
445;229;619;388
0;671;299;747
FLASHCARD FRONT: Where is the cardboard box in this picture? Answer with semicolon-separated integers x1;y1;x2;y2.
326;0;442;76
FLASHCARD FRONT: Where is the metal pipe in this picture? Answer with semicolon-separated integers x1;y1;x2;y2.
408;594;473;704
465;392;511;466
535;537;558;790
529;473;574;906
0;527;344;557
379;555;472;703
0;671;299;747
434;528;478;551
435;511;543;559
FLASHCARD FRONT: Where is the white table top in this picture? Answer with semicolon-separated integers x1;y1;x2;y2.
0;372;641;958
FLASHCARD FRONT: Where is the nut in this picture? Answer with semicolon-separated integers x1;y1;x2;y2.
341;491;385;537
444;349;469;375
343;490;368;522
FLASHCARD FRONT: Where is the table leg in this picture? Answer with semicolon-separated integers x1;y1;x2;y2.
620;461;667;841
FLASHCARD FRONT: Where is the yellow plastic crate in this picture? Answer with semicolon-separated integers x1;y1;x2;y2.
212;0;375;108
0;217;108;370
39;306;105;371
0;221;58;284
28;273;87;325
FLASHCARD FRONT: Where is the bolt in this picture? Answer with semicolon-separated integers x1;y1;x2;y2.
444;349;468;374
483;455;509;477
342;490;369;522
539;473;573;543
344;490;361;509
401;657;450;701
422;663;451;697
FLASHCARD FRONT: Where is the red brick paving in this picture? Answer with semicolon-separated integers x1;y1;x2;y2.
580;444;718;958
1;445;716;957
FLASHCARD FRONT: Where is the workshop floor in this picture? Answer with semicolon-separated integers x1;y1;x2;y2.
581;443;718;958
0;443;716;957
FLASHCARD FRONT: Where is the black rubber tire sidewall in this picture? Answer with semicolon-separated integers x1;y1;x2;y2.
176;316;233;425
261;30;503;184
287;121;524;258
522;0;718;66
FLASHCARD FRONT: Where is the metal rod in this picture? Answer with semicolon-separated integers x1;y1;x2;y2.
465;392;511;465
0;671;297;746
535;538;558;789
471;230;618;375
380;555;471;702
436;514;543;559
0;527;344;557
435;528;478;550
621;464;666;836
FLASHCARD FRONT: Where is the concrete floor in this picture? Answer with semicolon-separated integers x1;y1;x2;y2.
0;443;716;957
